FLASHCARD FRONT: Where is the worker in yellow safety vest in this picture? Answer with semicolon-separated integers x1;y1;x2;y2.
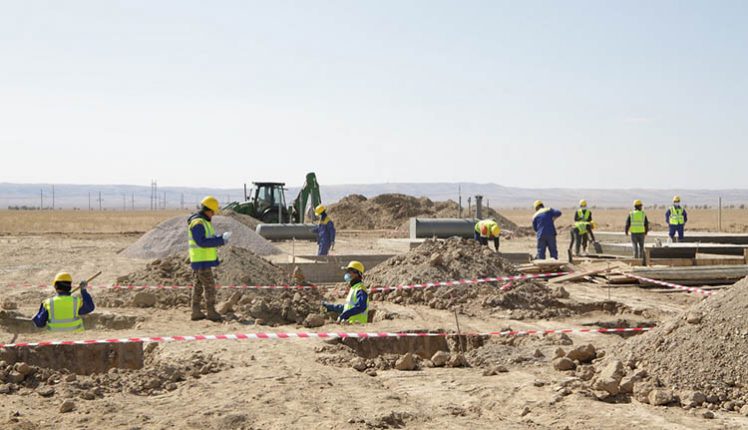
474;218;501;251
188;196;231;322
625;200;649;259
322;261;369;324
33;272;95;332
572;200;594;255
665;195;688;242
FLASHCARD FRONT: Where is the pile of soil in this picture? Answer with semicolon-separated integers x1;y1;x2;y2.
0;349;225;399
327;194;518;232
121;215;281;259
567;276;748;412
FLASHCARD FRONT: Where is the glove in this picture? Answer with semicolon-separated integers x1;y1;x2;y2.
222;232;232;243
79;280;88;290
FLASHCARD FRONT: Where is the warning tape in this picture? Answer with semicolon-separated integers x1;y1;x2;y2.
1;272;568;293
623;273;714;296
0;326;651;349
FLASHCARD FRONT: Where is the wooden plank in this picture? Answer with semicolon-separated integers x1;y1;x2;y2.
549;267;611;284
647;258;694;267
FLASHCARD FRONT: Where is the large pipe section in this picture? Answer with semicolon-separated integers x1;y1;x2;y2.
255;223;317;241
409;218;478;239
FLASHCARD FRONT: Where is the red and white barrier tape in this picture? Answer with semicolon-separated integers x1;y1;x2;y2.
1;272;568;293
623;273;714;296
0;326;650;349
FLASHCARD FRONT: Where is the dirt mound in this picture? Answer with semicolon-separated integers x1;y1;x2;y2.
121;215;281;259
570;276;748;410
327;194;518;231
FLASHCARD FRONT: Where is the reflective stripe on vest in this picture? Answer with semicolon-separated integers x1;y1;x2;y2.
343;282;369;324
629;210;646;234
669;206;685;225
577;209;591;221
188;218;218;264
44;296;83;333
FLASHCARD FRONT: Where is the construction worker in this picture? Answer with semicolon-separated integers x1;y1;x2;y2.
665;196;688;242
532;200;562;260
311;204;336;256
625;200;649;258
33;272;95;332
322;261;369;324
474;218;501;251
573;200;593;254
570;220;597;256
188;196;231;322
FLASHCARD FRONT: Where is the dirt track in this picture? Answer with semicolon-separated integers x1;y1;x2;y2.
0;229;746;429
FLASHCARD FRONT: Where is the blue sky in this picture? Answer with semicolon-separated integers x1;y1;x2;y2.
1;1;746;189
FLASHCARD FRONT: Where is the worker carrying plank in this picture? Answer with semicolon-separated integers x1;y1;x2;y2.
665;195;688;242
625;199;649;258
33;272;95;333
311;204;336;256
474;218;501;251
188;196;231;322
532;200;562;260
322;261;369;324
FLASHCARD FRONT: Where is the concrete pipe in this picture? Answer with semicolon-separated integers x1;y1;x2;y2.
255;224;317;241
409;218;478;239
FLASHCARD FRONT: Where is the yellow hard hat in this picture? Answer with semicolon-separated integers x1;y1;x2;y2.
579;199;587;208
533;200;543;210
673;195;681;203
633;199;643;207
201;196;220;213
314;204;326;216
341;260;365;275
491;225;501;237
52;272;73;286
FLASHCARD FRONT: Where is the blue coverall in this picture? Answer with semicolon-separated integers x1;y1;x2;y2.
312;214;336;256
533;208;562;259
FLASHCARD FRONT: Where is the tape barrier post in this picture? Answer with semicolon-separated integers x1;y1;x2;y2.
0;327;651;349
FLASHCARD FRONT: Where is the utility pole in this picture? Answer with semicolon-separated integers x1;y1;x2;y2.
40;188;43;210
88;192;91;211
123;193;126;211
51;185;55;210
180;193;184;210
458;185;462;218
98;191;103;211
131;192;135;210
163;191;167;210
718;196;723;232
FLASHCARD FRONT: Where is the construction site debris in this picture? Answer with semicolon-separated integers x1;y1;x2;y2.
121;215;281;259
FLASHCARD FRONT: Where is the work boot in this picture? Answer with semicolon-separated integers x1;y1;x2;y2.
191;304;206;321
206;307;223;322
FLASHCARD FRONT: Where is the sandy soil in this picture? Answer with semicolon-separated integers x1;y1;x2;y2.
1;231;747;429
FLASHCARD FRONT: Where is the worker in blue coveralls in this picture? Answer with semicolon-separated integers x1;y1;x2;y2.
311;204;336;256
532;200;562;260
665;196;688;242
322;261;369;324
33;272;95;332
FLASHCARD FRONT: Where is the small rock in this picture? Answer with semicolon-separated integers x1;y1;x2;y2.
14;363;33;377
552;286;570;299
649;389;674;406
739;404;748;416
133;292;157;308
533;349;544;358
686;311;702;324
1;299;18;310
7;371;24;384
680;391;706;408
446;353;468;368
533;380;545;387
702;410;715;419
722;401;736;411
554;348;566;359
431;351;450;367
633;382;654;404
552;357;576;371
0;384;12;394
593;360;625;396
65;374;77;382
302;313;326;328
80;390;96;400
37;386;55;397
519;406;531;417
350;358;368;372
395;353;417;371
59;400;75;413
565;344;596;364
365;369;377;377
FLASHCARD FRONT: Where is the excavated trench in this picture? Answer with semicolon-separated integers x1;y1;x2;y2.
0;342;144;375
333;333;487;359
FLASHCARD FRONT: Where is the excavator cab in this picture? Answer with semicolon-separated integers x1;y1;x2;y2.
250;182;290;223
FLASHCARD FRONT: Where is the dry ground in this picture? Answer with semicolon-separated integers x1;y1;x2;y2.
0;211;747;429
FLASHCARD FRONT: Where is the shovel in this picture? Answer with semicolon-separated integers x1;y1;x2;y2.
71;271;102;294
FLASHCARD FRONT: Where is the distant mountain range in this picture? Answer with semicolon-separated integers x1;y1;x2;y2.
1;182;746;210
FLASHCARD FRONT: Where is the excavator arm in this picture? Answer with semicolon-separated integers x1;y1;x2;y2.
290;172;322;223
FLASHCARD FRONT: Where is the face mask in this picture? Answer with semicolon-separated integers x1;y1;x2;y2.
344;273;353;282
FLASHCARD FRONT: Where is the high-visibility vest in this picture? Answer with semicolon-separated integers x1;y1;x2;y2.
629;210;646;234
533;207;551;220
577;209;591;221
669;206;685;225
343;282;369;324
188;218;218;264
43;295;83;333
574;221;590;235
474;219;500;238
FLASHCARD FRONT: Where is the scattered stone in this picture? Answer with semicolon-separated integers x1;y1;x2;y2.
59;400;75;413
350;358;368;372
680;391;706;408
686;311;702;324
0;384;12;394
519;406;531;417
593;360;625;396
446;353;468;368
553;357;576;371
132;292;157;308
649;389;674;406
365;369;377;377
565;344;596;364
36;387;55;397
2;299;18;310
14;363;33;377
395;353;418;371
431;351;450;367
533;349;544;358
303;313;326;328
551;286;570;299
554;348;566;359
533;380;545;387
702;410;715;419
739;404;748;416
7;372;24;384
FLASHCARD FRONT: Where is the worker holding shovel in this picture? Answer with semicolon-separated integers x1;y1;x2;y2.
32;272;96;333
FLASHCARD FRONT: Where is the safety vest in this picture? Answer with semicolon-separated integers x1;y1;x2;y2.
533;207;551;220
574;221;590;235
343;282;369;324
629;210;646;234
474;219;499;238
188;218;218;264
577;209;591;221
669;206;685;225
43;295;83;333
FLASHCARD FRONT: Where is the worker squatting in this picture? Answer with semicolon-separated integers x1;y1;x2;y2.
32;195;687;332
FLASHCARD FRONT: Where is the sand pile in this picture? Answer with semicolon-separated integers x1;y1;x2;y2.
560;277;748;411
122;215;281;259
327;194;518;231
